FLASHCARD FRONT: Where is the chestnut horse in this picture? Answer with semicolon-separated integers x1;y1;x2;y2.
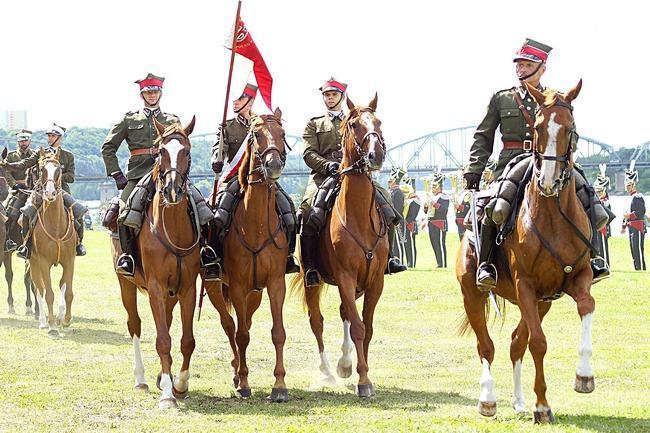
205;109;290;402
29;149;77;338
457;81;595;423
111;118;200;409
290;95;389;397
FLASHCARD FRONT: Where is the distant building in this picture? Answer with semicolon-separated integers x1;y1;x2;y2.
0;110;28;130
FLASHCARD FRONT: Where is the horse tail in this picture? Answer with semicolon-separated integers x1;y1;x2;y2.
457;293;507;336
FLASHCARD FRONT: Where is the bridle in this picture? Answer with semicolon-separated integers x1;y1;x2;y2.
341;108;385;175
532;98;577;196
155;132;191;201
245;115;287;184
38;157;63;203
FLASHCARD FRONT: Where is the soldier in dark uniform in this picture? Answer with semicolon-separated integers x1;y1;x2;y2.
4;129;36;252
424;172;449;268
388;168;406;263
10;124;87;258
622;163;646;270
210;83;299;274
101;73;215;277
403;177;421;268
454;190;471;241
300;78;406;286
463;38;610;290
594;166;613;267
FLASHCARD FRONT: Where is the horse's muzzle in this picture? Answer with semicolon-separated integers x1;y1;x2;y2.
537;179;559;197
367;151;384;171
264;154;283;182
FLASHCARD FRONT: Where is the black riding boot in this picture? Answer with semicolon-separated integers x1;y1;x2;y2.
476;222;498;291
5;216;18;252
300;234;321;287
75;221;86;256
386;225;407;274
116;225;136;277
16;223;31;259
286;229;300;274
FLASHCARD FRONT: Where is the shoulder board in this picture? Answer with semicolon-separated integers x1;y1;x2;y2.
163;112;179;119
125;110;138;116
496;87;516;95
310;115;326;121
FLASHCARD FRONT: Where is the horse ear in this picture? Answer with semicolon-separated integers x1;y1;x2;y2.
39;147;45;159
274;107;282;119
369;92;378;111
153;117;166;138
525;81;546;105
1;147;7;160
184;115;196;137
564;79;583;103
346;95;355;111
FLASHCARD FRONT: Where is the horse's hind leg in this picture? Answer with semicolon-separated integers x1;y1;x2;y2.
306;284;335;385
267;277;288;402
118;277;148;391
4;253;15;314
205;282;239;387
173;281;196;400
26;261;37;319
567;271;596;394
510;301;552;415
461;286;497;417
336;303;354;379
58;263;74;327
42;266;58;338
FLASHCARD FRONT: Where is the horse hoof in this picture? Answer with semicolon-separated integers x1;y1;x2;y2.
268;388;289;403
337;363;353;379
478;401;497;417
533;409;555;424
172;386;188;400
574;375;595;393
47;329;60;339
236;387;251;399
357;383;375;398
39;323;47;329
158;397;178;410
25;307;33;316
134;383;149;392
62;319;72;328
8;305;16;315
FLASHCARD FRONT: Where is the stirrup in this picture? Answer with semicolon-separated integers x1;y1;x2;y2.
200;245;220;267
590;257;610;283
16;244;30;260
5;239;17;253
116;254;135;276
476;262;497;292
202;263;222;282
304;268;322;287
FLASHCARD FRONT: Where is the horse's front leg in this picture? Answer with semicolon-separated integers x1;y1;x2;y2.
4;253;15;314
58;262;74;327
118;276;147;391
267;276;288;402
336;303;354;380
230;281;252;398
173;277;197;400
26;261;38;319
148;283;176;409
566;269;596;394
337;273;372;398
518;279;554;424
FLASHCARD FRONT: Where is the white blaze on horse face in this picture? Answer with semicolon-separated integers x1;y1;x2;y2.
576;312;594;377
360;112;380;152
540;112;562;190
166;139;184;201
512;359;527;413
479;358;496;404
44;162;57;199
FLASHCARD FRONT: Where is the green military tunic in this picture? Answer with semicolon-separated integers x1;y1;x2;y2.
16;146;76;194
5;148;36;187
300;113;343;214
211;116;250;168
466;86;549;178
101;108;179;201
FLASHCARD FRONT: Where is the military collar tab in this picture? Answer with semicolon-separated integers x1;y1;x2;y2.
327;110;344;121
236;115;251;127
517;84;544;98
142;107;161;117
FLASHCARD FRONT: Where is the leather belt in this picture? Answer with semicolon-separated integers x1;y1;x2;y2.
502;140;533;151
130;147;159;157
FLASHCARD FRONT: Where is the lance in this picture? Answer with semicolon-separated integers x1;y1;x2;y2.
198;0;243;321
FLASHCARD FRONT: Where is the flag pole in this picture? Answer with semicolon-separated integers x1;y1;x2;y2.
199;0;243;321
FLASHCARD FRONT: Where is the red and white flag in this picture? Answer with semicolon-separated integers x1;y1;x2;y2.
225;18;273;111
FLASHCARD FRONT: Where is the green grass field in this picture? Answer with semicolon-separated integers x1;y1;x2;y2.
0;230;648;433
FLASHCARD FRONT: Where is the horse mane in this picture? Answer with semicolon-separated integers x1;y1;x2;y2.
339;107;361;167
237;114;268;191
154;122;188;145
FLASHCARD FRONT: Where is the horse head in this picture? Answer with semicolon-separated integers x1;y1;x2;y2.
239;108;287;186
526;80;582;197
38;147;62;203
342;94;385;171
153;116;195;205
0;147;8;201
